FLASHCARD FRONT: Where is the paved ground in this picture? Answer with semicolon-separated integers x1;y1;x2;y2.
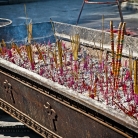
0;111;42;138
0;0;138;137
0;0;138;32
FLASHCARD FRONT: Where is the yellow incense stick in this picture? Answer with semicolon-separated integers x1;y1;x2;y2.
26;44;33;64
28;22;32;43
1;39;6;47
117;22;126;77
0;43;2;54
70;34;80;61
74;34;80;61
134;59;138;94
110;21;115;74
36;44;46;65
24;4;32;43
57;40;63;67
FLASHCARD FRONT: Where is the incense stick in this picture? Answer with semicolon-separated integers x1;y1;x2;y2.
115;22;123;77
57;40;63;68
36;44;46;65
24;4;32;43
110;21;115;74
134;59;138;94
12;43;23;60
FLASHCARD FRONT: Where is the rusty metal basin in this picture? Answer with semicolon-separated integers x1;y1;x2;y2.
0;22;138;138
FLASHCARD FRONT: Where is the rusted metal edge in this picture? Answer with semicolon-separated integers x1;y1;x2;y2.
0;98;62;138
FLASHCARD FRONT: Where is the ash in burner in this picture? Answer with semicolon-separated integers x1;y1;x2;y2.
0;23;138;122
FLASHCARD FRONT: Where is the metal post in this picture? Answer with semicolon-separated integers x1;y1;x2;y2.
76;0;86;25
117;0;124;23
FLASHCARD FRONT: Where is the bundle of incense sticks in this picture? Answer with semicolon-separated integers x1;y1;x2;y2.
116;22;126;78
27;22;32;43
26;44;34;70
110;21;115;74
12;42;23;60
113;22;126;90
57;40;63;68
0;42;3;55
0;39;6;55
114;22;123;78
70;34;80;61
24;4;32;44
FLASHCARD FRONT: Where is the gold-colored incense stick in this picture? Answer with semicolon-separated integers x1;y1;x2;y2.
134;59;138;94
27;22;32;43
26;44;34;65
57;40;63;68
70;34;80;61
35;44;46;65
1;39;6;47
0;43;2;54
110;21;115;74
116;22;126;77
24;4;32;43
74;34;80;61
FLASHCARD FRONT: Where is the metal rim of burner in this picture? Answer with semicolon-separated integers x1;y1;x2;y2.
0;18;12;27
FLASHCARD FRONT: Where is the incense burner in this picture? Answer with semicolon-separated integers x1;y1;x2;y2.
0;22;138;138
